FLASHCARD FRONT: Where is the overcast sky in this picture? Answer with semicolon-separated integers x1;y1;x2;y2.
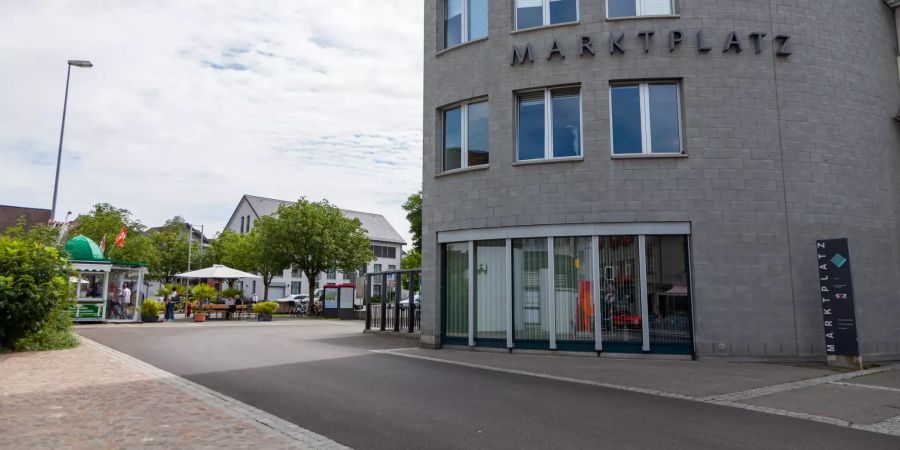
0;0;424;244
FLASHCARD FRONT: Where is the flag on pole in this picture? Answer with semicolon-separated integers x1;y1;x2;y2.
99;234;107;253
114;227;127;248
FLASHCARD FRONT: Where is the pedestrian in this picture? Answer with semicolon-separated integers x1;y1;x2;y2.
164;289;177;321
121;283;132;318
252;293;258;304
225;296;236;320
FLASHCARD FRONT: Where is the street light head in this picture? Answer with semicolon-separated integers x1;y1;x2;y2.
68;60;93;68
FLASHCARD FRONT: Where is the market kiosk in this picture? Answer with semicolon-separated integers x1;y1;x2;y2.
66;235;147;323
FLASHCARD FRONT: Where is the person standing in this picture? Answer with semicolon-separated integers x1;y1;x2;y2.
225;296;236;320
121;283;133;319
252;293;258;304
164;290;177;321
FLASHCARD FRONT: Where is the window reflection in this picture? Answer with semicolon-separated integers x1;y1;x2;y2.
517;96;546;160
445;0;463;47
552;93;581;158
611;85;643;154
649;84;681;153
516;0;544;29
549;0;577;24
444;107;463;170
554;237;594;343
599;236;642;344
646;236;692;346
445;243;469;339
513;238;549;342
467;101;490;166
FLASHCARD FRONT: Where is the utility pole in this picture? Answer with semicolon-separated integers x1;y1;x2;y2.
187;223;193;271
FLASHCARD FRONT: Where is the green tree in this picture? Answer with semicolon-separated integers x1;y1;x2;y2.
69;203;154;264
402;191;422;253
0;231;71;349
269;199;373;305
246;217;291;300
146;227;191;284
400;249;421;290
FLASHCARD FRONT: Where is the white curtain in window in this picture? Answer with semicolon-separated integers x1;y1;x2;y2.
475;240;507;340
468;0;488;40
640;0;672;15
517;0;543;7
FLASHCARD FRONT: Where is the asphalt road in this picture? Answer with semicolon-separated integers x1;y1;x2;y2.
78;322;899;450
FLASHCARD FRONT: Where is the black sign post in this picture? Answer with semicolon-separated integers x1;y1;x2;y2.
816;238;860;364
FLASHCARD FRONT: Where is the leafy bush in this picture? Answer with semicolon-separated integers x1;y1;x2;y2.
155;285;173;298
0;234;71;349
14;302;79;352
253;301;278;316
141;299;162;317
221;287;242;299
191;284;218;302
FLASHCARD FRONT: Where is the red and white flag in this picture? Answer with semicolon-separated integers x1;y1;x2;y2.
114;227;127;248
99;234;107;253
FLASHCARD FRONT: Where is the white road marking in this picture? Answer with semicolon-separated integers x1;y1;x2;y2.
373;348;900;437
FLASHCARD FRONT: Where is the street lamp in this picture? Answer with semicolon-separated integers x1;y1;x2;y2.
51;60;93;221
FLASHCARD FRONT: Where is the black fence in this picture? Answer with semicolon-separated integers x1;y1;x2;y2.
364;269;421;334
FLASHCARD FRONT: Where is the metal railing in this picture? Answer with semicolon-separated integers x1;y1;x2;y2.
364;269;421;334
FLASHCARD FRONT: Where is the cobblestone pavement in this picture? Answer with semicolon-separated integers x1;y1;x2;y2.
0;338;348;449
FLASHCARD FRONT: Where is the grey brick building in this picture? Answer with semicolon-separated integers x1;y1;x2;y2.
421;0;900;360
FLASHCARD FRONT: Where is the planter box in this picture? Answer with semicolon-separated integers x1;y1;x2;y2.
143;315;160;323
193;312;207;322
257;314;273;322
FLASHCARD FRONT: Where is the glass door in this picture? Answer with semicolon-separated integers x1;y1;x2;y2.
599;236;643;350
513;238;550;348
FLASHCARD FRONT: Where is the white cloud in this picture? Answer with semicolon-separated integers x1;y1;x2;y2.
0;0;423;244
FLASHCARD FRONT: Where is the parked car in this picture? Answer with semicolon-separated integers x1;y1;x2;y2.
276;294;308;303
399;295;421;310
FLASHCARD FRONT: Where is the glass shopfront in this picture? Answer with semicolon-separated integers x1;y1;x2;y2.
475;240;507;344
513;238;549;346
106;267;142;321
599;236;643;350
443;242;470;343
554;237;594;349
442;232;693;355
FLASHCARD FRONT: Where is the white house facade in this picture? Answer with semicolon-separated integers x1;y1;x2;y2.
224;195;406;301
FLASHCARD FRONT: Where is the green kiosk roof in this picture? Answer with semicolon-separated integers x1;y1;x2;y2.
65;235;108;262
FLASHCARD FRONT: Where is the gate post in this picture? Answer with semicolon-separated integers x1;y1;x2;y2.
394;272;401;332
364;274;372;330
408;272;416;333
380;273;387;331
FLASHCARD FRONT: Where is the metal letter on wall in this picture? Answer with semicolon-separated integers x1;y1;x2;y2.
511;44;534;66
816;238;860;357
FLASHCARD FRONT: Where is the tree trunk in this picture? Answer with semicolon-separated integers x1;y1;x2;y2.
303;269;322;317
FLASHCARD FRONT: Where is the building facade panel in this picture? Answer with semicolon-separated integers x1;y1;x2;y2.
421;0;900;358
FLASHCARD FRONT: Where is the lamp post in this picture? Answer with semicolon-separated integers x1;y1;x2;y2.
51;60;92;221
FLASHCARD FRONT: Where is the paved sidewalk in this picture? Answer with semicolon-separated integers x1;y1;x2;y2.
381;347;900;437
0;338;347;449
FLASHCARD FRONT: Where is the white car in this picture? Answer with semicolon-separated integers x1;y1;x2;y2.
275;294;308;303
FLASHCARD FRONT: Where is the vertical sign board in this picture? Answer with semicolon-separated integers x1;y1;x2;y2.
816;238;860;357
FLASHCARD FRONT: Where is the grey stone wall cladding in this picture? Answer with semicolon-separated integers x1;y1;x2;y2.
421;0;900;357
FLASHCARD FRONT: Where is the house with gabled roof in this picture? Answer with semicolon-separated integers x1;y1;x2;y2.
224;195;406;300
